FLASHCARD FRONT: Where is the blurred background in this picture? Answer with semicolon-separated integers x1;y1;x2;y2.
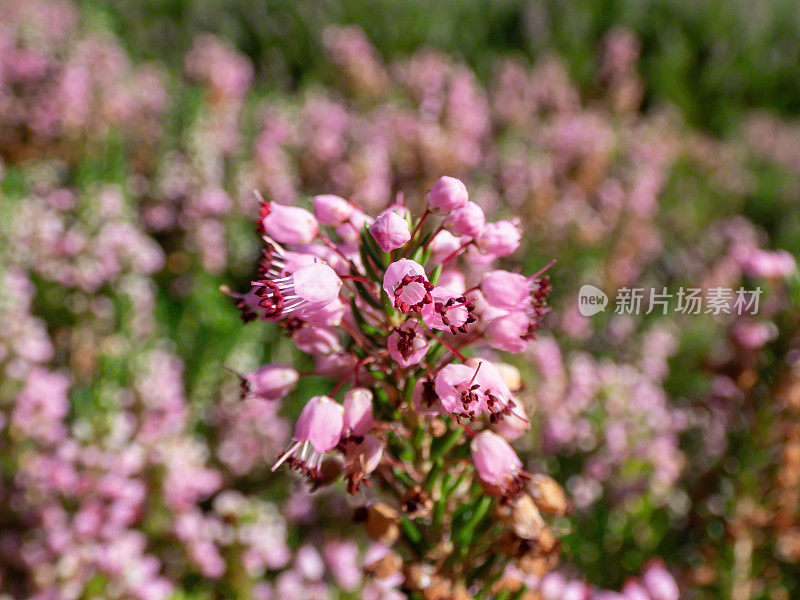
1;1;799;599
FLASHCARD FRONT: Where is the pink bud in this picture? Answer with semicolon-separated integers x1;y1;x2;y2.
485;312;531;353
370;209;411;252
387;321;430;367
293;396;344;453
477;220;521;256
246;364;298;400
470;430;524;497
444;201;485;238
481;270;530;310
261;202;318;244
313;194;354;225
343;388;373;437
427;176;469;213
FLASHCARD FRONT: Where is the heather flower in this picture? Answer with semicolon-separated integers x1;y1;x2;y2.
477;220;522;256
343;388;374;438
293;325;342;355
243;364;299;400
420;287;475;334
387;321;430;367
314;194;354;226
370;208;411;252
273;396;344;478
382;259;433;312
253;262;342;320
444;200;485;238
427;176;469;213
260;201;319;244
485;311;532;353
470;431;527;497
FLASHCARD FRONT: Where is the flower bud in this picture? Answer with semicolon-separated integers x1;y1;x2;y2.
245;364;298;400
444;201;485;238
261;202;318;244
477;220;521;256
427;176;468;213
370;209;411;252
313;194;354;225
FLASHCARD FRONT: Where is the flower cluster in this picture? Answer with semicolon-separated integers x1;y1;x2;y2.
229;177;564;595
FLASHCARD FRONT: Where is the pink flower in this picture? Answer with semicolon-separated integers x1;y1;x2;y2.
387;321;429;367
413;377;444;417
428;230;464;263
343;388;373;437
253;262;342;320
490;397;530;440
324;540;362;590
477;220;521;256
641;561;679;600
480;270;531;310
313;194;354;225
245;364;298;400
382;259;433;312
444;201;485;238
434;360;514;420
485;312;532;353
370;209;411;252
260;202;319;243
622;580;650;600
427;176;469;213
293;325;341;355
421;287;475;334
470;430;526;497
273;396;344;477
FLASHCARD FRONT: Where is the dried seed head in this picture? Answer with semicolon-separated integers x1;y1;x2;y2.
497;494;546;540
364;502;400;545
364;552;403;578
528;474;570;516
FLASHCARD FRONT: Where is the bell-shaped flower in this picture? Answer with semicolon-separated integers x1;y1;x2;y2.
470;430;527;498
387;321;429;367
382;259;433;313
273;396;344;478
